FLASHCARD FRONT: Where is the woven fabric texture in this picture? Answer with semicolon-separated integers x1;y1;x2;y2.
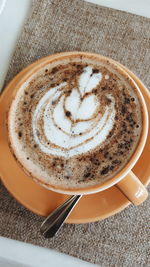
0;1;150;266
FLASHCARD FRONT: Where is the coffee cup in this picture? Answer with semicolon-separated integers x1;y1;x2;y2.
8;52;149;205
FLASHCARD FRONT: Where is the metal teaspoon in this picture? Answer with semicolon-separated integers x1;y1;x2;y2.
40;195;82;238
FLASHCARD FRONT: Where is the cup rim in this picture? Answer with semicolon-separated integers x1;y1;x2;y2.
8;51;149;195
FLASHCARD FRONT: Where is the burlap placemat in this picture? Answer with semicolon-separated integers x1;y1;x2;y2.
0;0;150;266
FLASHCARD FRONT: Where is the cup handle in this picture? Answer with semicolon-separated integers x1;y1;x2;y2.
116;171;148;205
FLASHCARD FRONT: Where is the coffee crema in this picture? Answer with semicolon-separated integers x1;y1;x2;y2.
8;55;142;189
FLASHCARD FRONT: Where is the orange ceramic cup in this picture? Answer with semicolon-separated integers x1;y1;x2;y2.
8;52;149;205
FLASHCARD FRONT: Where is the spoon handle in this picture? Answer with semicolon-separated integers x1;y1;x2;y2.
40;195;82;238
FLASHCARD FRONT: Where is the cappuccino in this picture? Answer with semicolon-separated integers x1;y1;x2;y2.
8;54;142;189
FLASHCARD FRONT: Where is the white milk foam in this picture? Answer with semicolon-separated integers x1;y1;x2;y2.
32;66;116;157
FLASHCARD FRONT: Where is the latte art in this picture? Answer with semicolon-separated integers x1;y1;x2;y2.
32;67;116;157
8;54;142;189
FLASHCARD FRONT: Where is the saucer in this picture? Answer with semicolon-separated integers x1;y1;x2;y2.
0;56;149;223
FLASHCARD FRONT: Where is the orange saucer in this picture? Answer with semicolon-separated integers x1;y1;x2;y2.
0;57;150;224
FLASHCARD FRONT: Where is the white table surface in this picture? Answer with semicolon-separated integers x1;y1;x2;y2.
0;0;149;266
86;0;150;18
0;0;31;89
0;237;97;267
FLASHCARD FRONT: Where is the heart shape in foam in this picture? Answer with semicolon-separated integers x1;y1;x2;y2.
65;89;99;121
79;66;102;96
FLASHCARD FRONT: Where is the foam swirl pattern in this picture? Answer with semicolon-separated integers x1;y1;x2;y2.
32;67;116;157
